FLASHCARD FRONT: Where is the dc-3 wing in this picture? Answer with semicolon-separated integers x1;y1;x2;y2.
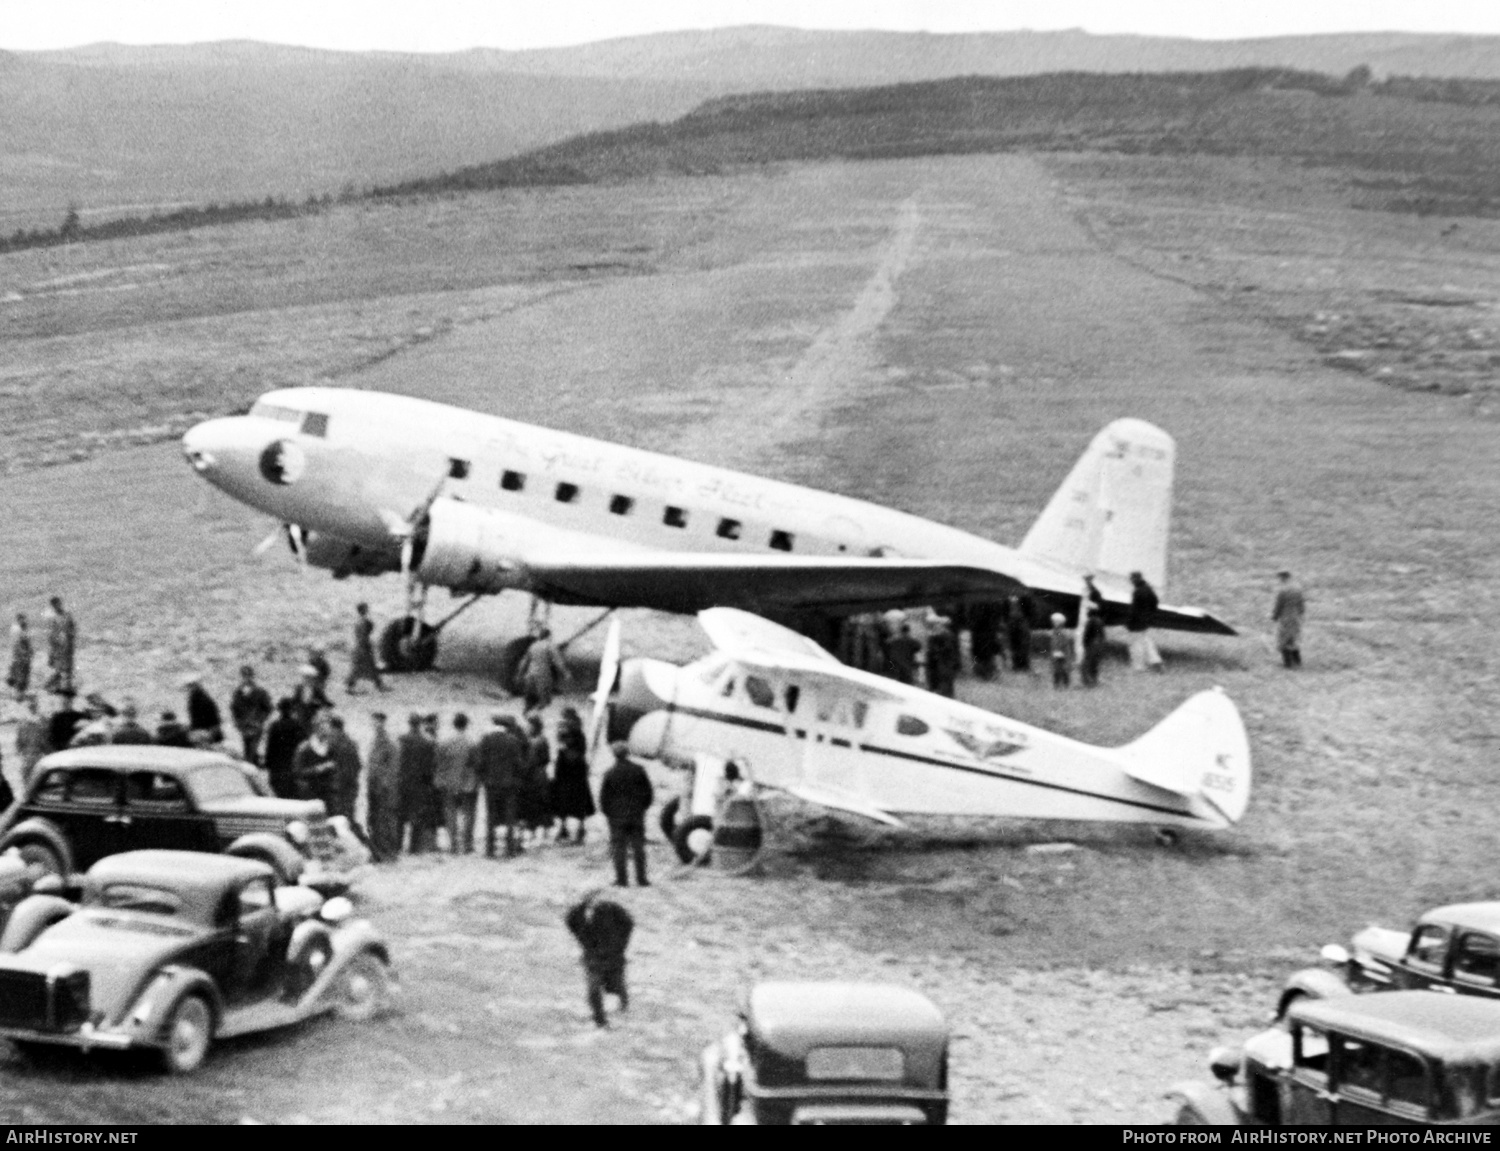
517;552;1026;616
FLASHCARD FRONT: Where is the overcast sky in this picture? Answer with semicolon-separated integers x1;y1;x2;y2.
4;0;1499;52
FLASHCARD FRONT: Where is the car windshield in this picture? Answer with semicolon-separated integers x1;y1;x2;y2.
186;764;254;803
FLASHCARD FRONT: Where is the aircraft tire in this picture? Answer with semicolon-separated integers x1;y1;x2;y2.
672;815;714;865
379;617;438;673
498;635;536;696
658;797;681;843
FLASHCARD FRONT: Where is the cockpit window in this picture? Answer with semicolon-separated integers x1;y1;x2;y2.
300;412;329;438
249;402;303;424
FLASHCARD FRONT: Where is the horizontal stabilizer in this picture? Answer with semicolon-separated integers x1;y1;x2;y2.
783;784;906;828
1114;688;1252;827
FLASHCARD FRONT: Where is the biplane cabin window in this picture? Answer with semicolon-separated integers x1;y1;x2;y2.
501;470;526;492
717;518;742;541
720;676;736;698
852;700;869;729
555;482;580;504
896;715;930;737
769;530;794;552
663;506;688;529
744;675;777;710
299;411;329;438
815;697;868;729
784;684;800;713
447;458;470;480
609;494;635;516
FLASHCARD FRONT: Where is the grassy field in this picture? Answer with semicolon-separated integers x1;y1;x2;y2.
1;150;1497;1122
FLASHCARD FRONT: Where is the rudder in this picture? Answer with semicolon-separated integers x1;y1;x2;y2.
1019;418;1175;590
1113;688;1252;827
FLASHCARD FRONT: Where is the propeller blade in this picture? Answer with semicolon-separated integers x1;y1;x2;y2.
287;523;307;566
588;619;622;759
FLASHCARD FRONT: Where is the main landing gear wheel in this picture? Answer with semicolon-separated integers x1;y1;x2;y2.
498;635;536;697
659;797;682;843
379;617;438;672
672;815;714;865
160;994;213;1074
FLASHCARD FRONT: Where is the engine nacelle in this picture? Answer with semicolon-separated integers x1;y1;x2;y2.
413;497;533;594
302;531;401;579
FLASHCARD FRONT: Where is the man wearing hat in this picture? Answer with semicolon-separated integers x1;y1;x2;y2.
474;714;524;858
365;710;400;860
1271;570;1307;669
47;691;86;752
345;603;386;694
1048;612;1074;689
598;741;654;887
111;699;153;745
924;615;960;698
183;675;224;745
1126;571;1164;673
230;664;274;765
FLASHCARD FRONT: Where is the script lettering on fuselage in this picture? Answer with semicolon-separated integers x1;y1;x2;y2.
696;475;771;513
614;458;688;497
537;442;606;476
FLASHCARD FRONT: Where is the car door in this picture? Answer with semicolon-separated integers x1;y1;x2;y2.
1394;923;1453;992
226;877;285;1002
1449;931;1500;999
52;767;128;870
1282;1022;1334;1124
122;771;220;854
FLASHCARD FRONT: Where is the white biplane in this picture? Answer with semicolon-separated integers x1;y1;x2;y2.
597;609;1251;858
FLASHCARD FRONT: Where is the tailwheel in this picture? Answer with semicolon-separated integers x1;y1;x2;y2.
672;816;714;865
379;616;438;672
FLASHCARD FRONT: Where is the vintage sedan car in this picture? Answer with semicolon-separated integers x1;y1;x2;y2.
0;746;359;887
698;982;949;1125
0;850;393;1072
1169;991;1500;1126
1280;901;1500;1018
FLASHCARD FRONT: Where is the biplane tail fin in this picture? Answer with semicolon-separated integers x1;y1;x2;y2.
1019;418;1175;591
1114;688;1252;828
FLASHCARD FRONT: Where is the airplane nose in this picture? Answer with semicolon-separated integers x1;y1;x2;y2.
606;659;671;748
181;421;218;473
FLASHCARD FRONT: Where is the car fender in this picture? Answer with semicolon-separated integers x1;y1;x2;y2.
0;894;76;953
0;819;74;874
117;966;223;1045
1165;1080;1242;1126
327;919;390;968
698;1041;729;1125
226;833;305;885
1279;967;1355;1019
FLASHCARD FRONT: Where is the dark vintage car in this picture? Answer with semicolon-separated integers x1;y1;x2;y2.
0;747;358;887
1280;901;1500;1018
1169;991;1500;1127
698;982;949;1125
0;850;393;1072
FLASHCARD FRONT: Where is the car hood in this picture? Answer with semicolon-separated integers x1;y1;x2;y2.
199;794;324;821
18;913;206;1024
1351;925;1409;965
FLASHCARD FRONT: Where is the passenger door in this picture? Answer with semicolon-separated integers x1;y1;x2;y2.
1449;931;1500;999
49;768;128;870
1282;1022;1334;1124
122;771;219;854
1394;923;1453;991
227;877;285;1002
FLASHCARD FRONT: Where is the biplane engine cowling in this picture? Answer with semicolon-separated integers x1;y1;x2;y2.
413;497;532;594
302;531;401;579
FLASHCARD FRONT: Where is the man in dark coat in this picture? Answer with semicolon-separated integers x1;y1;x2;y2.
110;700;153;744
326;714;363;822
230;664;274;765
154;709;191;748
47;691;86;751
474;714;524;857
924;616;961;698
365;711;400;861
884;624;921;685
345;603;386;693
598;742;654;888
565;891;635;1028
262;697;304;799
44;597;76;697
291;713;338;809
183;676;224;745
397;712;438;853
1006;593;1034;672
1126;571;1164;672
1271;570;1307;669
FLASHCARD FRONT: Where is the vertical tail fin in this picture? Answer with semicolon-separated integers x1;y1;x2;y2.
1113;688;1252;827
1019;418;1175;591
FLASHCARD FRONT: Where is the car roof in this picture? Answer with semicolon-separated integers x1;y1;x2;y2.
87;850;273;898
33;746;241;775
1291;991;1500;1064
746;982;947;1055
1420;902;1500;935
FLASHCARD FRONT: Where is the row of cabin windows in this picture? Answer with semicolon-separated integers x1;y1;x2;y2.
727;674;929;738
464;461;796;552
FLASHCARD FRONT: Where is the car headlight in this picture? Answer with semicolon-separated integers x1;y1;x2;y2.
320;896;354;924
285;820;310;846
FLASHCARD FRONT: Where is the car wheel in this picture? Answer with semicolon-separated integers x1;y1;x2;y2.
335;953;390;1022
672;815;713;864
1172;1102;1209;1125
13;842;64;884
159;994;213;1074
659;796;681;843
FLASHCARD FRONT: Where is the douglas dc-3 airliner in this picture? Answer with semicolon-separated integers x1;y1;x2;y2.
181;387;1235;670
